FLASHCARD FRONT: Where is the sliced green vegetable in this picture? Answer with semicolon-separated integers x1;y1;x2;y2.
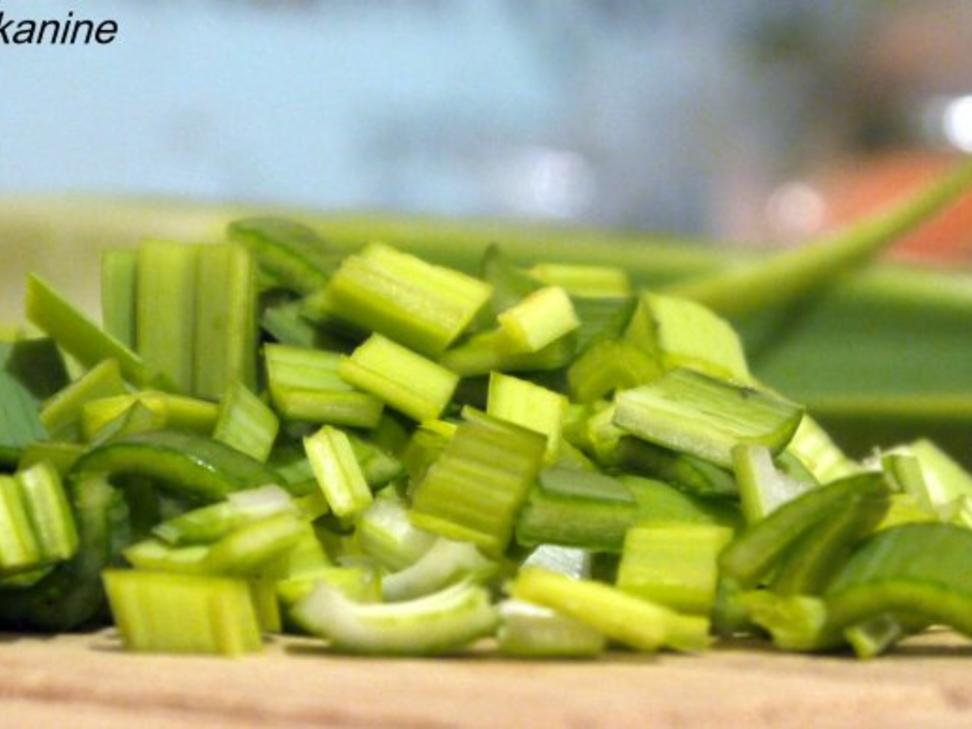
103;569;263;656
497;599;606;658
382;537;496;602
136;241;198;393
356;494;435;571
18;441;84;476
741;591;839;652
609;438;738;498
193;243;257;399
339;334;457;422
227;217;338;294
74;430;280;503
527;263;631;298
304;426;372;519
265;344;383;428
487;372;567;460
617;524;733;614
512;567;709;653
410;410;546;554
15;461;79;563
567;339;661;404
100;249;137;348
291;578;497;655
41;359;127;441
734;444;816;525
625;292;749;382
440;328;575;377
844;613;904;659
25;274;159;388
315;242;492;356
498;286;579;353
0;475;42;573
613;369;804;469
213;381;279;463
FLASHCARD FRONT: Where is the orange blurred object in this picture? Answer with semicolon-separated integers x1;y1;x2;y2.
817;152;972;265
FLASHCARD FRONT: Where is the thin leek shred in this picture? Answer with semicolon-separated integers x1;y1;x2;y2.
497;599;606;657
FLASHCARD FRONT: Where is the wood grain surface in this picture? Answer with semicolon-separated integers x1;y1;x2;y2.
1;630;972;728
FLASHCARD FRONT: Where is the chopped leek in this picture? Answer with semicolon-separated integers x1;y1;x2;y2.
339;335;457;422
487;372;567;460
41;359;127;441
498;286;579;353
304;426;372;519
497;599;606;657
527;263;631;298
213;381;280;463
100;250;137;349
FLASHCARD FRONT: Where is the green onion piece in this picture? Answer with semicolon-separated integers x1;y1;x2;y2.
625;292;749;382
617;524;733;614
876;492;938;531
401;422;454;485
497;599;606;658
262;300;340;349
41;359;128;441
567;339;661;404
249;578;282;634
909;438;972;509
153;485;295;546
570;296;637;353
347;432;404;488
74;430;280;503
205;512;307;576
356;494;435;571
770;484;890;596
317;242;492;356
0;472;131;631
844;613;904;659
734;444;816;525
304;426;372;519
720;472;889;590
0;566;53;589
103;569;263;656
741;591;839;652
613;369;804;469
516;468;636;552
0;475;42;572
136;240;199;393
665;155;972;318
0;338;68;463
382;538;496;602
619;475;741;529
123;539;210;574
265;344;383;428
440;328;575;377
480;244;543;316
25;274;159;388
90;400;169;445
826;523;972;636
213;381;279;463
100;250;138;348
527;263;631;298
339;334;458;422
784;415;859;484
555;441;598;472
276;566;380;607
193;243;258;399
15;461;79;563
498;286;579;353
18;442;84;476
511;567;710;653
487;372;567;460
410;410;546;554
81;394;168;443
609;438;738;498
227;217;338;294
291;578;497;655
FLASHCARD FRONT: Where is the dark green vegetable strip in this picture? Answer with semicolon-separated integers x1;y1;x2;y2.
0;338;67;463
720;472;887;589
101;250;137;348
40;359;127;441
609;438;738;497
826;523;972;636
666;156;972;318
227;217;339;295
73;430;279;503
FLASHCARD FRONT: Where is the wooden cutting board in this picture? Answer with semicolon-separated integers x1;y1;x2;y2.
2;631;971;728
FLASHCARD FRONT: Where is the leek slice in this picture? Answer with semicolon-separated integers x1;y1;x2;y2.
15;461;79;563
381;537;496;602
512;567;710;653
100;250;137;348
304;426;372;519
613;369;804;469
487;372;567;460
227;217;337;295
213;381;279;463
41;359;127;441
339;334;458;422
527;263;631;298
498;286;579;353
733;444;816;524
497;599;605;658
291;578;497;655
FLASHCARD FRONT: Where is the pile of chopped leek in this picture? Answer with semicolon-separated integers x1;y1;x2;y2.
3;162;972;658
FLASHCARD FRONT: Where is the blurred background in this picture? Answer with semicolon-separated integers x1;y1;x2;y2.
3;0;972;259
